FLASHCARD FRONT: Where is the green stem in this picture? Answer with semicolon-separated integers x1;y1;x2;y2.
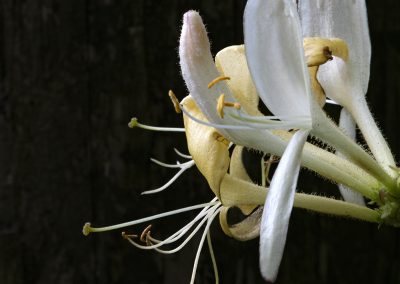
220;174;380;223
312;106;395;191
348;96;397;178
275;131;381;201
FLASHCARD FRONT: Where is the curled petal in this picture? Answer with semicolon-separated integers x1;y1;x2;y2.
181;96;230;197
219;206;262;241
259;130;309;282
244;0;312;122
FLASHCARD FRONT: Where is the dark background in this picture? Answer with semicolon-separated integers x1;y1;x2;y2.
1;1;400;283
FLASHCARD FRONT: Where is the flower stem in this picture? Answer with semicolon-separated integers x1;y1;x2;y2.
312;106;396;191
348;96;397;178
220;174;380;223
275;130;381;201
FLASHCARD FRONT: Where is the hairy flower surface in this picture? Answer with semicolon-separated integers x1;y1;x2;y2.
83;1;400;283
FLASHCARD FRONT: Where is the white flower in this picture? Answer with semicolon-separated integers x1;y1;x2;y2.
180;3;313;281
299;0;396;176
243;0;312;281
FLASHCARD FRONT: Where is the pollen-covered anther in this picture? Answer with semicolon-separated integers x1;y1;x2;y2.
82;222;92;236
168;90;182;114
140;224;153;242
217;93;241;118
207;76;231;89
121;231;138;239
128;117;138;128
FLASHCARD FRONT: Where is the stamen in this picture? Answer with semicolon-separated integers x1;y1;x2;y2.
181;104;311;131
174;148;192;159
189;207;222;284
150;157;194;169
207;76;230;89
128;117;186;132
82;201;219;235
121;231;137;239
217;94;241;118
168;90;182;114
140;224;153;242
121;199;221;253
141;160;195;195
207;230;219;284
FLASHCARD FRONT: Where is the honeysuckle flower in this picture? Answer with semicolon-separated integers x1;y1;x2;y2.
179;0;399;281
82;2;400;283
299;0;397;177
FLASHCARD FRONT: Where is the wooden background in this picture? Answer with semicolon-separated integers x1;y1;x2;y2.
0;1;399;283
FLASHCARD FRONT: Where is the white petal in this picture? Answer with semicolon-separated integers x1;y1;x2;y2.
244;0;312;121
299;0;371;94
337;108;366;206
259;129;309;282
179;11;288;155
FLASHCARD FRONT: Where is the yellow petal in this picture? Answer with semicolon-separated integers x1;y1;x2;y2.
303;37;349;66
215;45;262;116
230;146;258;215
219;206;261;241
181;95;230;198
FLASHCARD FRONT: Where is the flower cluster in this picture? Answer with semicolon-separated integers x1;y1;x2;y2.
83;0;400;282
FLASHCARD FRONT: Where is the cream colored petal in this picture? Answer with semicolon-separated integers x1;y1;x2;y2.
215;45;261;116
230;146;258;215
219;206;262;241
181;96;230;198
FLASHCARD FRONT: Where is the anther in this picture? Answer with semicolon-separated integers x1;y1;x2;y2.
217;94;241;118
82;222;92;236
122;231;138;239
168;90;182;114
140;224;153;242
128;117;138;128
207;76;230;89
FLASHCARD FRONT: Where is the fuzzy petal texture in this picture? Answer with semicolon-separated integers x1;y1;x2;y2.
179;11;287;155
337;108;366;206
299;0;371;101
259;129;309;282
244;0;312;122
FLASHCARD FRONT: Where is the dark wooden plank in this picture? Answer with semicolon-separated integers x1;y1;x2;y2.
0;1;399;283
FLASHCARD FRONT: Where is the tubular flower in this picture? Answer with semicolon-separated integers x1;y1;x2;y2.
178;0;399;282
83;1;400;283
300;0;397;177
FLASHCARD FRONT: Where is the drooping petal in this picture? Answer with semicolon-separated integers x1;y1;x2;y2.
337;108;366;206
179;11;288;155
299;0;371;94
259;130;309;282
244;0;312;122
